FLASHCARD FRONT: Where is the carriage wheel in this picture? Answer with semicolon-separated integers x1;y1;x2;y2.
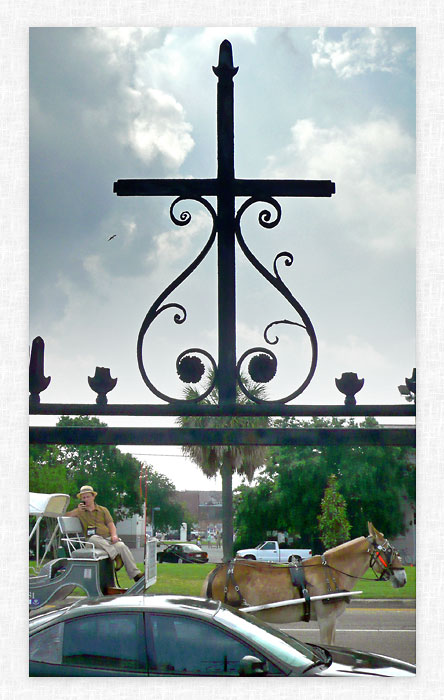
288;555;302;563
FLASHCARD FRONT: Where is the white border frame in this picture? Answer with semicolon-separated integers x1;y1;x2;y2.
3;2;441;696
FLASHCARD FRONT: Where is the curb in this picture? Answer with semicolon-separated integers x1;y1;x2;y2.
349;598;415;609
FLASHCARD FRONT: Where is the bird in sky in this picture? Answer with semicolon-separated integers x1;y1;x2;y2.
108;234;117;241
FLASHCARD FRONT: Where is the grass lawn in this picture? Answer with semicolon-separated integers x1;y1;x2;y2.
30;561;416;600
116;562;416;599
357;565;416;599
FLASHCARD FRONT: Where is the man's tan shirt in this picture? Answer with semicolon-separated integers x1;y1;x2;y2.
71;504;113;538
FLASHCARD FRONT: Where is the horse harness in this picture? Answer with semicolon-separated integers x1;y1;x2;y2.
320;554;352;604
205;539;402;619
205;559;312;622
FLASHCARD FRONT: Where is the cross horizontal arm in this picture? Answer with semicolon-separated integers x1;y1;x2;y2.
236;179;335;197
113;178;335;198
113;179;218;196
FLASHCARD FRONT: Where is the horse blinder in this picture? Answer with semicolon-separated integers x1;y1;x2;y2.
368;538;402;580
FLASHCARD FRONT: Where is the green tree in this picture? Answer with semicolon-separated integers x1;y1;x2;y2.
139;463;190;532
178;372;270;561
29;419;191;550
233;473;280;550
30;417;190;530
234;416;415;551
56;416;142;520
317;474;351;549
30;444;72;497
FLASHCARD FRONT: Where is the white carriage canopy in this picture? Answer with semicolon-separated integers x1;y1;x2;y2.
29;492;70;568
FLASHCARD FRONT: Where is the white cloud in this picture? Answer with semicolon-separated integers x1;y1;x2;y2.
312;28;411;79
126;86;194;167
92;27;163;56
85;29;196;170
147;209;212;265
263;117;415;252
320;334;388;372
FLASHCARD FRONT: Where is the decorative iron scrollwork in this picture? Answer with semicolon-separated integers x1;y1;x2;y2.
137;194;318;404
137;196;218;403
234;197;318;403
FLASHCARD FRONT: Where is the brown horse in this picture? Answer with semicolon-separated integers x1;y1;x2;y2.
202;523;406;644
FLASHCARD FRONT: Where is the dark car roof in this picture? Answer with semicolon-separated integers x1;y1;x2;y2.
30;595;221;632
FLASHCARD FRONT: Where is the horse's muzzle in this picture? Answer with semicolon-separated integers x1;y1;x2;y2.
391;569;407;588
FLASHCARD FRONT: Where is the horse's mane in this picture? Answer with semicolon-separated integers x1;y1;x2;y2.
323;536;367;556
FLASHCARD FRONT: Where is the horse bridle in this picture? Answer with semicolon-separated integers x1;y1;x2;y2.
314;536;404;583
367;536;403;581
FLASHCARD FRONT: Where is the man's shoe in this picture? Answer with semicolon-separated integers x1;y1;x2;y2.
134;572;144;582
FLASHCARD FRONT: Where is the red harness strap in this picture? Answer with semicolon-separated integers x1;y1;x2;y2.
376;552;388;567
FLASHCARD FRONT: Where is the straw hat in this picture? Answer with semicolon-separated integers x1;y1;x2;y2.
76;485;97;499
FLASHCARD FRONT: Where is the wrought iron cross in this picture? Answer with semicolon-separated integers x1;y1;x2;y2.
113;40;335;407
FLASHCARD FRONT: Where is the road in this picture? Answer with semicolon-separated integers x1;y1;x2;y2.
275;606;416;665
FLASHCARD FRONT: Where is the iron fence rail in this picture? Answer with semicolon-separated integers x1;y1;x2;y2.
30;426;415;447
29;403;415;418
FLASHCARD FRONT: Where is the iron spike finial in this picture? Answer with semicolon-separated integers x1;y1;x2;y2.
29;336;51;404
213;40;238;77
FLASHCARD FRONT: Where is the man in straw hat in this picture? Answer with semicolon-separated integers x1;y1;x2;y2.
66;485;143;582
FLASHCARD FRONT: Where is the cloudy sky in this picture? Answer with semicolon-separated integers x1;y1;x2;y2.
29;26;415;491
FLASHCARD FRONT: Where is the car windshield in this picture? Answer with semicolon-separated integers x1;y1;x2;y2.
181;544;202;553
215;607;319;670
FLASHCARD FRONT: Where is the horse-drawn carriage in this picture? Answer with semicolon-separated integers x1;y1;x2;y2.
29;492;156;610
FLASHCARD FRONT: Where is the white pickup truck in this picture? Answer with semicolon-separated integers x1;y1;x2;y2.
236;541;312;563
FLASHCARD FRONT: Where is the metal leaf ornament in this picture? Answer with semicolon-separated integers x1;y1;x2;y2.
177;355;206;384
248;353;277;383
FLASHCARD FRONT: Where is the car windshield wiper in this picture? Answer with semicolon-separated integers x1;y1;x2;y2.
301;645;332;673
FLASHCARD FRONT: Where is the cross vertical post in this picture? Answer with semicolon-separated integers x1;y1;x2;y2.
213;41;238;406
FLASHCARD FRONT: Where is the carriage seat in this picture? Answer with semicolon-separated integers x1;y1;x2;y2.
57;516;108;559
57;516;123;571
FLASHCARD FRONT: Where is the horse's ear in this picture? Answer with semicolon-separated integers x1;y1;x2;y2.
367;521;378;539
368;522;384;540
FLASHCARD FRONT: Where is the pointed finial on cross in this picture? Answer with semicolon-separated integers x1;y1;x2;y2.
213;39;238;77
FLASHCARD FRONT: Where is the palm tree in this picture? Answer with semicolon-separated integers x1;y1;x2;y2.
178;371;270;561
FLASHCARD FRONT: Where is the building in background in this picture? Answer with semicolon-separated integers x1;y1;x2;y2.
172;491;222;535
116;490;223;546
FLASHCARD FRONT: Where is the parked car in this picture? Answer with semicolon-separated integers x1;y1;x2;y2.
29;595;415;676
236;541;312;563
157;543;208;564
